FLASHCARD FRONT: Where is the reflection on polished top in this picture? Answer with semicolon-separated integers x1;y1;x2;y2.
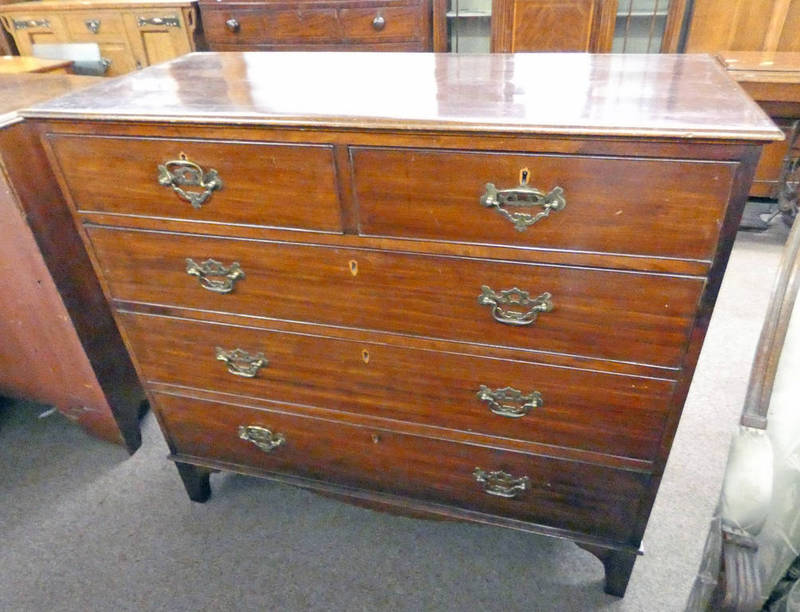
0;73;98;128
25;52;783;141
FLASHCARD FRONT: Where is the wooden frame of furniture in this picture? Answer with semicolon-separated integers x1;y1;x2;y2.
0;0;199;77
0;73;145;450
24;52;781;596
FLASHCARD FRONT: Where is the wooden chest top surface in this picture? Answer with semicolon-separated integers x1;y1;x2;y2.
24;51;782;141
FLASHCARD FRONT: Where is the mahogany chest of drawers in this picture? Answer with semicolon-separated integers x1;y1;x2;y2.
24;52;781;596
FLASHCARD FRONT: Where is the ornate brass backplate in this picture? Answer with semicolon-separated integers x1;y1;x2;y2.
238;425;286;453
13;18;49;29
477;385;542;418
478;285;553;326
157;156;223;208
480;168;566;232
137;15;180;27
215;347;267;378
473;468;530;498
185;258;244;294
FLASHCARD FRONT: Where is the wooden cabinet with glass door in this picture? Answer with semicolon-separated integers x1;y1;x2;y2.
0;0;200;76
434;0;686;53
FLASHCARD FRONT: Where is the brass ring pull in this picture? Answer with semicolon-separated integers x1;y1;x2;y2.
238;425;285;452
480;169;565;232
477;385;542;418
186;258;244;294
473;468;530;498
157;156;223;209
215;347;267;378
478;285;553;326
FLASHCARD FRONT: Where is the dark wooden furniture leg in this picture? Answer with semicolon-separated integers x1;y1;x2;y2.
577;543;638;597
175;462;212;502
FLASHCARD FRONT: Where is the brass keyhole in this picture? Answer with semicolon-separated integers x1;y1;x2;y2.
349;260;358;276
519;167;529;185
371;433;380;443
361;349;370;364
179;151;188;161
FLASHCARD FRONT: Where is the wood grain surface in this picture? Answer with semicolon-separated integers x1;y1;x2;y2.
119;311;675;462
86;225;704;367
155;390;651;543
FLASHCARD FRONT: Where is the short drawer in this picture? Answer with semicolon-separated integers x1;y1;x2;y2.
120;312;675;461
87;226;703;367
351;147;737;260
47;134;342;232
201;7;340;45
339;6;424;41
63;12;126;38
155;391;651;542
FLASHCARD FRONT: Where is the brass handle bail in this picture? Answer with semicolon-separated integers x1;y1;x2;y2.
480;168;565;231
473;468;530;498
478;285;553;326
157;156;223;208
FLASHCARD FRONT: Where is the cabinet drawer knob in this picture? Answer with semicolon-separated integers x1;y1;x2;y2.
372;14;386;31
215;347;268;378
85;19;101;33
480;168;565;232
225;17;240;33
157;155;223;209
477;385;542;418
473;468;530;498
238;425;285;453
186;258;244;294
478;285;553;326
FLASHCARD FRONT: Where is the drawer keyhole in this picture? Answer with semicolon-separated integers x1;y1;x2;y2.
361;348;370;364
349;259;358;276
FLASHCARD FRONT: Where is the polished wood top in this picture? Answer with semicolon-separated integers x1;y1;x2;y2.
0;56;72;74
0;73;98;127
0;0;195;10
24;52;782;141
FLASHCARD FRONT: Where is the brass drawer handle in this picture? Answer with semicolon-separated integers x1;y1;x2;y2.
372;14;386;30
137;15;180;27
480;168;565;232
215;347;267;378
238;425;285;452
225;17;240;32
186;258;244;294
473;468;530;498
85;19;101;33
157;155;223;209
13;18;49;29
477;385;542;418
478;285;553;326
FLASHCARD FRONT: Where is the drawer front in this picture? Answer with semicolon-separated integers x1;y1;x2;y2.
202;8;339;44
88;227;703;367
155;391;650;542
120;312;675;461
47;134;342;232
352;147;737;260
339;7;424;41
63;11;126;38
201;5;423;45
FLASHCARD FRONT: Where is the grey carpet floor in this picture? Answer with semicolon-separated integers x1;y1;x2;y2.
0;222;790;612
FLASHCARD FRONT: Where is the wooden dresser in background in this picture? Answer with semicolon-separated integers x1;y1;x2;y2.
0;0;199;76
23;52;781;596
0;74;144;450
200;0;432;51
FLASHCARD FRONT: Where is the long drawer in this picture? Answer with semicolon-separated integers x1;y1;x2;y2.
87;226;704;367
155;391;651;543
46;134;343;232
119;311;675;461
201;5;427;47
352;147;737;260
